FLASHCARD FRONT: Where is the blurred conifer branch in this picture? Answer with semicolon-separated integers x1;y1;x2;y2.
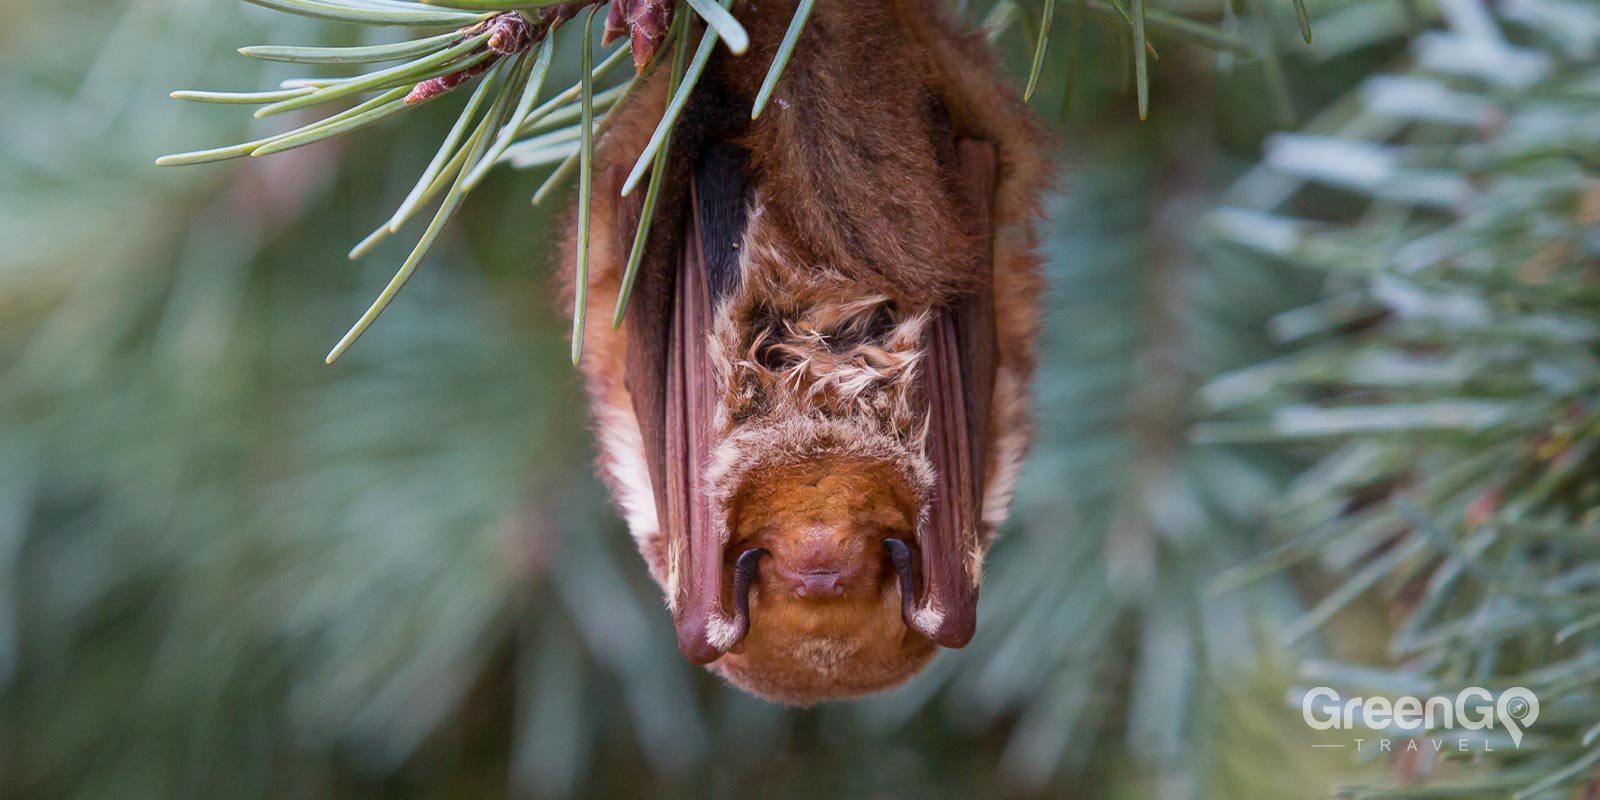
1202;1;1600;796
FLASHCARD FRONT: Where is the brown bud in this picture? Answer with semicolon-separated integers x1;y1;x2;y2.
603;0;629;46
623;0;673;72
405;60;493;105
404;11;546;105
487;12;534;55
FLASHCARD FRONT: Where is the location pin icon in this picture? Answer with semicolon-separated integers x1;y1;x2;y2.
1498;687;1539;748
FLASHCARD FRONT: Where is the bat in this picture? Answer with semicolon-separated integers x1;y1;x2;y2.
563;0;1049;703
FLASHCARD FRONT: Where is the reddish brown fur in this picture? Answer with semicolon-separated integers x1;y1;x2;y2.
717;458;935;702
723;0;990;309
561;0;1051;703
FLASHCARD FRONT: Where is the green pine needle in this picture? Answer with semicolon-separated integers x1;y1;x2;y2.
751;0;816;119
1025;0;1055;103
614;6;693;328
255;32;492;118
686;0;750;55
1291;0;1312;43
377;72;503;245
621;0;732;196
572;5;600;366
529;51;648;207
245;0;486;27
238;30;460;64
326;59;517;364
1132;0;1148;120
463;33;556;191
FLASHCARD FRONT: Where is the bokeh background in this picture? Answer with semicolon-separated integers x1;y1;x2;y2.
5;1;1599;798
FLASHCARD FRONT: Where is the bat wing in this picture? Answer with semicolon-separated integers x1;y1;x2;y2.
905;139;1000;649
619;113;1000;660
619;119;751;664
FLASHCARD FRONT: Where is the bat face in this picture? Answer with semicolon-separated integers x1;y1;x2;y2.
713;457;938;701
567;0;1049;704
728;458;917;602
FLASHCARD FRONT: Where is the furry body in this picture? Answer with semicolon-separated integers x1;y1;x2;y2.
562;0;1049;703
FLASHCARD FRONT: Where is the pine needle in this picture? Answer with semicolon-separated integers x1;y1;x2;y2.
751;0;816;119
1291;0;1312;44
621;0;732;196
1132;0;1148;120
326;57;519;364
1025;0;1056;103
614;6;692;328
571;5;600;365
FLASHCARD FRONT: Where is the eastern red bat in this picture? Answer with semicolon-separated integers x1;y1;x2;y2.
564;0;1049;703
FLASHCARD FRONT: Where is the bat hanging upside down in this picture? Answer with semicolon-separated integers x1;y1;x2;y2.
563;0;1049;704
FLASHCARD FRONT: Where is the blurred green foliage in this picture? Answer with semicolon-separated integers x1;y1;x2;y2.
1201;2;1600;796
3;1;1596;799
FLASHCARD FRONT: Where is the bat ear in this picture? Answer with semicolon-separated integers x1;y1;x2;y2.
675;548;767;664
884;530;978;650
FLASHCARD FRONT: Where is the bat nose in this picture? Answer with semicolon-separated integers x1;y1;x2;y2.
791;569;844;598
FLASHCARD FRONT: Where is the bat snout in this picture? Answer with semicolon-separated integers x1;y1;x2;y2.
762;524;886;601
770;556;859;599
784;567;845;598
